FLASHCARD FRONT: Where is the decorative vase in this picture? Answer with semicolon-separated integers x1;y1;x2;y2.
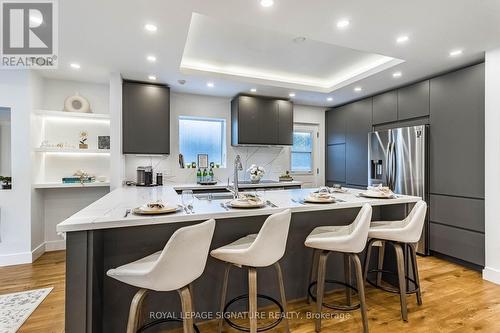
250;174;261;184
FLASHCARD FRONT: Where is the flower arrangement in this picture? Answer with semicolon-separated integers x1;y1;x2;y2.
247;164;265;183
79;131;88;149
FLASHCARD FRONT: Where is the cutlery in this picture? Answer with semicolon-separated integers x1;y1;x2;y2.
188;204;195;214
291;198;306;205
220;202;230;211
180;205;190;214
266;200;278;208
123;208;131;218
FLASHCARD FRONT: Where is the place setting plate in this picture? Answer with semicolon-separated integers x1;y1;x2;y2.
132;202;182;215
227;198;267;209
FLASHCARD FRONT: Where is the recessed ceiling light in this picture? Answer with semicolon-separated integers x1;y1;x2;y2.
207;82;215;88
70;63;80;69
289;93;296;97
396;35;409;44
144;24;157;32
354;87;362;92
327;97;333;102
148;75;157;81
146;55;156;62
250;88;257;92
336;19;350;29
449;49;463;57
260;0;274;7
393;71;402;78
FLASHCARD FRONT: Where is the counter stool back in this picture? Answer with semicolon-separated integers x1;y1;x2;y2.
106;219;216;333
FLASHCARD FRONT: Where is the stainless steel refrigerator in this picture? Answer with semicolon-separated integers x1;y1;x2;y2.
368;125;429;255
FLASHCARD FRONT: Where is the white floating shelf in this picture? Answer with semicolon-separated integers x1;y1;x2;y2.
34;147;110;154
34;109;110;120
33;182;111;189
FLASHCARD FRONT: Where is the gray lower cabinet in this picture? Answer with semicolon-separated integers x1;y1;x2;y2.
122;80;170;154
429;222;484;266
430;194;484;233
372;91;397;124
345;98;372;187
326;106;347;145
430;63;485;198
397;80;430;120
326;144;345;183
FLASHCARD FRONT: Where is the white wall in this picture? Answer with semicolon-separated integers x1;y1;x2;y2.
123;92;326;186
483;48;500;284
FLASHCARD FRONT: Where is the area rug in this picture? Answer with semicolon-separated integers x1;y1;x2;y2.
0;287;53;333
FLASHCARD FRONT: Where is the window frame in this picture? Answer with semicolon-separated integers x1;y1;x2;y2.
290;128;314;175
178;115;227;168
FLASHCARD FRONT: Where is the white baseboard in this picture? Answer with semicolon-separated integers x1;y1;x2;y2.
483;266;500;285
0;240;66;267
45;239;66;252
0;251;33;267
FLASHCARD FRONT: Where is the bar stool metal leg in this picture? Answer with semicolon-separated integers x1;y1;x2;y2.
126;289;148;333
248;267;258;333
218;263;231;333
274;262;290;333
308;249;320;304
351;254;369;333
315;251;328;333
393;243;408;321
344;254;352;306
376;242;385;287
409;243;423;305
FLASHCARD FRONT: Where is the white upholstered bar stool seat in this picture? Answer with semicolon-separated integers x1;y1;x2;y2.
107;219;216;333
304;204;372;333
211;209;292;333
363;200;427;322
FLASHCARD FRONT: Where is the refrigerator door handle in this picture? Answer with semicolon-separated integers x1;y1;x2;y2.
386;141;396;190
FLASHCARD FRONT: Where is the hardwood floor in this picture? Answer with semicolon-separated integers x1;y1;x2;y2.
1;251;500;332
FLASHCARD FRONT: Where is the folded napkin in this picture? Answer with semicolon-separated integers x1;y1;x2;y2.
367;184;393;195
310;192;333;199
145;201;166;209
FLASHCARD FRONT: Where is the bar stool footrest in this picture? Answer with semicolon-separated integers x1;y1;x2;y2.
223;293;284;332
308;280;361;311
366;269;420;294
138;318;200;333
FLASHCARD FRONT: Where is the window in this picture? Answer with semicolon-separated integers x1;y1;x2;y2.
179;116;226;167
291;130;313;173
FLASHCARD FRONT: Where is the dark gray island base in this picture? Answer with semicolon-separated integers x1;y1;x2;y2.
65;204;412;333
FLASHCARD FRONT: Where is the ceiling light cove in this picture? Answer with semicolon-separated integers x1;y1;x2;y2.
396;35;409;44
148;75;157;81
289;93;296;97
144;24;157;32
393;71;402;78
146;55;157;62
70;63;80;69
260;0;274;8
354;86;362;92
207;82;215;88
449;49;463;57
336;19;350;29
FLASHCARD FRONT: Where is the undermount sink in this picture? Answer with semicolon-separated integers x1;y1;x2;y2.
194;192;235;200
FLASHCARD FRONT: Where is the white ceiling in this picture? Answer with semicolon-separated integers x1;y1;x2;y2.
40;0;500;107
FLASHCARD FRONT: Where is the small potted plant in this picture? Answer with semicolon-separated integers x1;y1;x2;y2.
79;131;88;149
247;164;265;184
0;176;12;189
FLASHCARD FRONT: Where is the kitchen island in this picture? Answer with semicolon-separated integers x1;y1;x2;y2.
57;186;421;333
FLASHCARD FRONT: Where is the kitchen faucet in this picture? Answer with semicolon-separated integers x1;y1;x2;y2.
227;155;243;198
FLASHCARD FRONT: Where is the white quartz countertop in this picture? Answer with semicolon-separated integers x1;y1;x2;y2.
170;180;303;191
56;186;422;233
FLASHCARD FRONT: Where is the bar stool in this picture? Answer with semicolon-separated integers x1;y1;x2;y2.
210;209;292;333
106;219;216;333
305;203;372;333
363;200;427;322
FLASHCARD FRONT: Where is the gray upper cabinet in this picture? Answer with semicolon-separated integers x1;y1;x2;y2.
231;95;293;146
277;100;294;145
345;98;372;187
372;91;398;124
430;63;485;199
122;80;170;155
326;106;347;145
397;80;430;120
